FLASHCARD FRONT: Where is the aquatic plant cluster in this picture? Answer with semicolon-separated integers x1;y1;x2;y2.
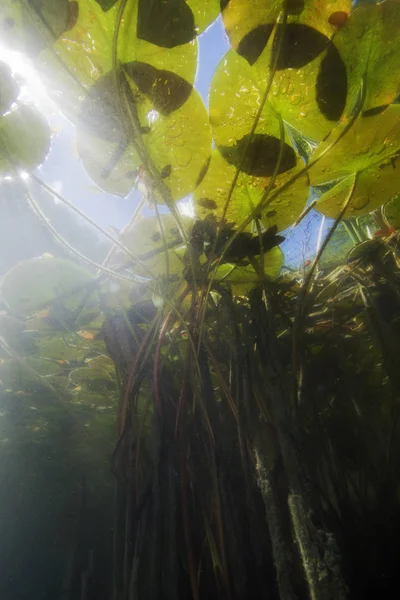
1;1;400;599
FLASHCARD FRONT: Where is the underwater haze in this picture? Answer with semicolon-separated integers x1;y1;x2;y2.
1;1;400;599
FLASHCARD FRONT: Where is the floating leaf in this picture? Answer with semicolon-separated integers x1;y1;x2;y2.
221;0;352;58
333;0;400;117
137;0;220;47
0;105;50;175
186;0;220;33
137;0;196;48
43;0;197;91
310;105;400;219
78;69;212;200
209;38;346;153
193;149;309;232
0;0;72;55
124;62;193;115
1;257;94;317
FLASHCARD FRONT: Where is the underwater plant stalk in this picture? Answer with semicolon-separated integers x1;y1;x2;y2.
254;447;298;600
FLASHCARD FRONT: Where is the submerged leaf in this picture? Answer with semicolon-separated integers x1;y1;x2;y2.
1;257;94;317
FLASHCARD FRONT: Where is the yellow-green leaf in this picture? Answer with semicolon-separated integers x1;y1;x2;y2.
333;0;400;117
78;70;212;200
194;149;309;232
310;105;400;219
221;0;352;58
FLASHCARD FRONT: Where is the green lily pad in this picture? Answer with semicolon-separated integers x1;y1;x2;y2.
383;194;400;230
46;0;197;90
187;0;220;33
310;105;400;219
32;335;92;362
209;36;346;153
333;0;400;117
0;105;50;175
221;0;351;59
193;148;309;232
78;68;212;200
0;0;72;55
0;62;19;116
137;0;219;47
69;355;118;405
1;257;94;317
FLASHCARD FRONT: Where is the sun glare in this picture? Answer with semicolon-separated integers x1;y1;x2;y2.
0;44;56;115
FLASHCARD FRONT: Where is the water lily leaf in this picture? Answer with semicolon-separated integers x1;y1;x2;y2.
124;61;193;115
78;68;212;200
69;355;118;405
0;105;51;175
1;257;94;317
186;0;220;33
43;0;197;90
212;246;284;295
32;336;91;362
94;0;118;10
137;0;220;47
0;0;72;55
0;314;38;357
116;214;193;280
0;357;61;392
209;38;346;152
0;62;19;116
310;105;400;219
333;0;400;117
221;0;352;59
383;194;400;230
137;0;196;47
193;149;309;232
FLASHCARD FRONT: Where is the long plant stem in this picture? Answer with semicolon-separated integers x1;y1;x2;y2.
254;448;298;600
